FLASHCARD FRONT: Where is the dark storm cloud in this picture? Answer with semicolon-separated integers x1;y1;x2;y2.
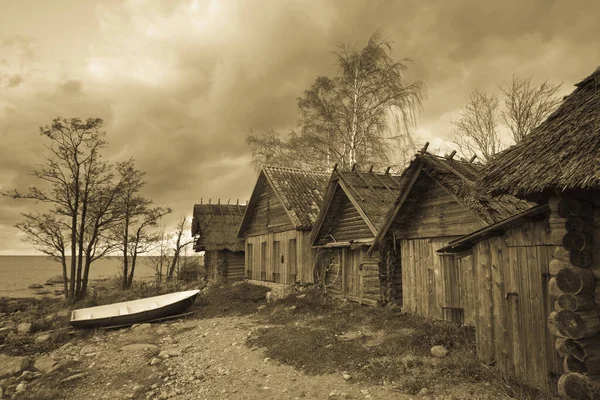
1;0;600;253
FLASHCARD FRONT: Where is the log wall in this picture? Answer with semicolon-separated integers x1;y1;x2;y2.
547;193;600;400
245;230;315;285
245;179;295;236
223;251;245;283
327;246;381;307
314;187;373;246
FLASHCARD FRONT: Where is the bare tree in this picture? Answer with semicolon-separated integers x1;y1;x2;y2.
112;160;171;289
144;228;170;283
4;118;128;301
499;76;562;143
450;90;503;162
166;217;194;281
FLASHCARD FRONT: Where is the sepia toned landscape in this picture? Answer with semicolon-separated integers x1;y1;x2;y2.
1;1;600;399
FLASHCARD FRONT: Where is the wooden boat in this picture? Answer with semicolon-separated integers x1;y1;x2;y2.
70;290;200;329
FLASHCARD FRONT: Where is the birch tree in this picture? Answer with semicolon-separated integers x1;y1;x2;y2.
247;31;425;171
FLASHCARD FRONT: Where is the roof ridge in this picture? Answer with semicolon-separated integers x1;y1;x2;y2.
263;165;330;176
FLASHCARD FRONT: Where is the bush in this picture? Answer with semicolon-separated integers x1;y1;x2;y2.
178;257;205;283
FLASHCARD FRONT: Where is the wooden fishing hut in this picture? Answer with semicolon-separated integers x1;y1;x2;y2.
191;200;246;283
237;166;330;284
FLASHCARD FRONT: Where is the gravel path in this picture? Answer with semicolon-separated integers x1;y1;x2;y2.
53;315;412;400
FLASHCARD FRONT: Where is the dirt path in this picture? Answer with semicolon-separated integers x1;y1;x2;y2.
52;315;412;400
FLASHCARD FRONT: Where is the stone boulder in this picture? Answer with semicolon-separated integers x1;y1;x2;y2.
17;322;32;334
0;355;30;378
34;356;60;374
430;345;449;358
28;284;44;289
45;275;68;285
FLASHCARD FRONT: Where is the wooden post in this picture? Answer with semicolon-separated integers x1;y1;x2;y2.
549;192;599;399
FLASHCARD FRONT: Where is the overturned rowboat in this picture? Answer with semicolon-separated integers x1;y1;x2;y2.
70;290;200;329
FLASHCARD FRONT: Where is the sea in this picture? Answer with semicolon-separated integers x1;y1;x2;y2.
0;256;157;298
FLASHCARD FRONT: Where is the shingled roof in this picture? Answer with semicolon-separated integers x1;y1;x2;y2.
480;66;600;199
310;168;403;245
191;203;247;252
238;166;330;236
371;151;533;249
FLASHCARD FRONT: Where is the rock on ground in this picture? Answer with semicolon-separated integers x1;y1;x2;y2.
0;355;30;378
430;345;449;358
34;356;60;374
17;322;32;334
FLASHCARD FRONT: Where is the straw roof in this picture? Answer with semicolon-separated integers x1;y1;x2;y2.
480;66;600;199
238;166;330;236
192;203;246;252
371;151;533;248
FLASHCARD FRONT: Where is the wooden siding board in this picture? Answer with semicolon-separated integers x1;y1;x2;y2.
490;236;510;374
477;240;495;364
517;246;532;383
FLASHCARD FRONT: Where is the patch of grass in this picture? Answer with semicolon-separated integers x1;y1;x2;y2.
194;282;270;318
248;290;556;399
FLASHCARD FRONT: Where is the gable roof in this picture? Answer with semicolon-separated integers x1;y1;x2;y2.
237;166;330;237
310;168;403;245
479;66;600;199
371;151;533;250
191;203;247;252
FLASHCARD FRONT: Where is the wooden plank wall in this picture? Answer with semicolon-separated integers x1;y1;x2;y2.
400;238;451;320
400;216;560;389
223;251;245;282
466;218;561;389
245;230;316;285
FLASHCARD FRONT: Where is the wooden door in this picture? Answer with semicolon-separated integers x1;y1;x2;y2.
342;249;362;301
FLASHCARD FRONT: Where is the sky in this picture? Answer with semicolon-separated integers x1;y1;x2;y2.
0;0;599;255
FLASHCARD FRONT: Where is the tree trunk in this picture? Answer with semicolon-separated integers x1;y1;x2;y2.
566;217;593;233
558;373;595;400
556;267;595;295
555;309;600;340
558;293;596;311
563;231;593;252
570;251;593;268
557;198;593;218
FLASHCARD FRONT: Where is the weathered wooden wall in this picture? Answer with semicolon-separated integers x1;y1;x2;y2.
223;251;245;282
314;187;373;246
204;250;218;281
327;247;381;306
245;179;294;236
245;230;315;284
395;175;484;239
400;238;450;320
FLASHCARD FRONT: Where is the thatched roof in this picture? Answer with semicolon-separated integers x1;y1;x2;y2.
480;66;600;199
191;203;246;252
238;166;330;236
371;151;533;249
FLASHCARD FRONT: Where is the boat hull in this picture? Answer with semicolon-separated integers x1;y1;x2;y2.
70;291;199;329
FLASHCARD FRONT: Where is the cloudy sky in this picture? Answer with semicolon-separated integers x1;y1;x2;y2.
1;0;598;254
